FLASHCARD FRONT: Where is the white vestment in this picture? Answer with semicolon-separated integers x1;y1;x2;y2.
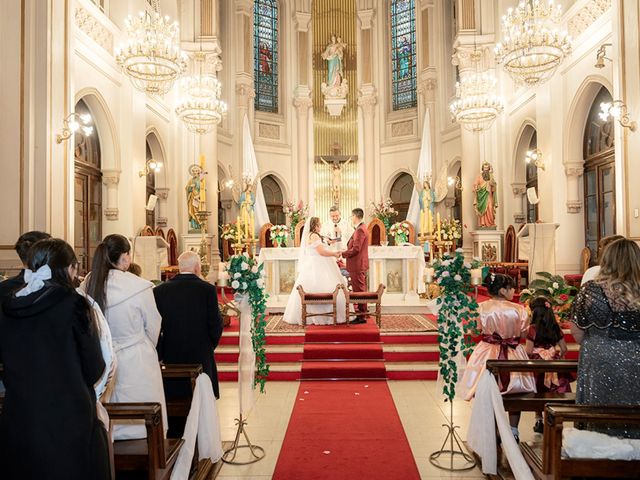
322;218;353;251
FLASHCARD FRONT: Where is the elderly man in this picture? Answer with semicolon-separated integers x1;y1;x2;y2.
154;251;223;399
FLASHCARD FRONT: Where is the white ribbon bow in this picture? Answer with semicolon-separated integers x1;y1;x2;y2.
16;264;52;297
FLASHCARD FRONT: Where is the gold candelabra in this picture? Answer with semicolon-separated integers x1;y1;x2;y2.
195;209;211;279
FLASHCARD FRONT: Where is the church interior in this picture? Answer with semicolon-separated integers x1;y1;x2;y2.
1;0;640;479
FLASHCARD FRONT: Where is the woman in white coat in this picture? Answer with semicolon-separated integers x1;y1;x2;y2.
82;234;167;440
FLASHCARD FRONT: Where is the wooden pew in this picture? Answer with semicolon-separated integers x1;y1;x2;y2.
160;363;203;427
521;403;640;479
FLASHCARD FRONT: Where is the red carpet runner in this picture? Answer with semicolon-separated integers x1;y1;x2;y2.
272;381;420;480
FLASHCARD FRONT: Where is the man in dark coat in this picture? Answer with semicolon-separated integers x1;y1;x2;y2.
0;231;50;303
153;251;223;399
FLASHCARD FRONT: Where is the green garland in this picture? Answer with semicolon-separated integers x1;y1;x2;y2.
433;250;481;401
226;254;270;392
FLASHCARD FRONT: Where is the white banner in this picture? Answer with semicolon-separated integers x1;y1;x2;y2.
237;294;257;417
242;115;270;236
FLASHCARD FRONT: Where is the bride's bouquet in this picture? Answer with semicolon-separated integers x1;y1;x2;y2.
389;222;410;245
269;224;289;247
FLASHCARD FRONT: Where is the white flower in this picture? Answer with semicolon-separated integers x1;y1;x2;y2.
251;266;259;274
241;262;249;271
454;274;462;281
548;287;554;293
464;262;471;269
242;282;248;290
441;271;450;277
473;256;481;261
233;272;241;279
552;282;559;289
456;248;464;253
256;278;264;288
231;280;240;289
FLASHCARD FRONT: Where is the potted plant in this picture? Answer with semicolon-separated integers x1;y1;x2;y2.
389;222;410;245
369;197;398;233
269;224;289;247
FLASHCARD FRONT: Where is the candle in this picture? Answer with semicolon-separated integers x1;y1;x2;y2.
427;210;433;235
470;268;482;286
436;213;441;241
200;177;206;204
199;153;206;169
249;211;255;239
236;216;242;242
425;267;435;284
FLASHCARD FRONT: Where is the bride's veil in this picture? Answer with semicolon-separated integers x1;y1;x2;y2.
297;209;315;268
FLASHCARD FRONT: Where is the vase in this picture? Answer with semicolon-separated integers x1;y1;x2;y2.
273;238;280;248
395;234;408;245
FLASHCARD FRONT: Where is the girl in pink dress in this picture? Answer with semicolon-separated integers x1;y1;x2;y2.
458;273;536;440
525;296;569;433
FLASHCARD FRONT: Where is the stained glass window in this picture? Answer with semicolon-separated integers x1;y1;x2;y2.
391;0;417;110
254;0;278;113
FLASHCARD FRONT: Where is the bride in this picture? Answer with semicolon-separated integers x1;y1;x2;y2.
282;216;347;325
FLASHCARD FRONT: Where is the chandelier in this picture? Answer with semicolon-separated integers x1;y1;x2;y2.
495;0;572;87
175;54;228;134
116;0;187;95
450;69;505;132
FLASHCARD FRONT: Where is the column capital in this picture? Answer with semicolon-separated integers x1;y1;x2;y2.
566;200;583;214
564;161;584;177
418;78;437;104
513;213;526;224
102;169;120;185
358;88;377;115
155;187;170;200
234;0;252;16
236;82;256;108
105;209;119;221
511;182;527;196
293;11;312;32
357;8;376;29
418;0;435;9
293;95;313;114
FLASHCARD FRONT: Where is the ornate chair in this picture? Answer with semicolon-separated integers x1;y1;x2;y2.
140;225;155;236
166;229;178;266
259;223;274;248
405;220;416;245
155;228;165;240
367;218;387;246
504;225;517;262
294;221;306;247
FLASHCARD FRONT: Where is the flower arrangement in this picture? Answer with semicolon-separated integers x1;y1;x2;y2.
269;224;289;247
389;222;410;245
220;222;239;241
225;254;269;392
369;197;398;232
519;272;574;323
433;249;480;401
439;218;462;242
283;200;308;235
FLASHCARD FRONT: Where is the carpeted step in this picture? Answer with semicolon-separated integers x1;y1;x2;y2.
301;360;387;380
304;324;381;343
303;343;383;360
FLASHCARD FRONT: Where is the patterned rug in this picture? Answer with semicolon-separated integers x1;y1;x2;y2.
265;314;437;333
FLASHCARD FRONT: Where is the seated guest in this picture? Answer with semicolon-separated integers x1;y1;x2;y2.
458;273;535;442
0;238;110;479
525;296;570;433
154;251;223;399
127;262;143;277
82;234;167;440
581;234;624;285
0;231;50;303
571;238;640;438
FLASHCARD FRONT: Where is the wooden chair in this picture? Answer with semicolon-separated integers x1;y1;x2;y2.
405;220;416;244
564;246;592;288
141;225;155;237
166;229;178;266
294;221;306;247
259;223;274;248
297;284;343;326
504;225;517;263
521;403;640;479
344;283;385;327
367;218;387;246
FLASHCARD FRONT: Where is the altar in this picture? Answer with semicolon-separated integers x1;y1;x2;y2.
257;245;429;312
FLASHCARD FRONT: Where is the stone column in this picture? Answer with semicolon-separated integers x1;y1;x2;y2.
293;8;312;203
155;187;169;227
564;162;583;214
293;93;312;202
102;169;121;222
511;182;526;224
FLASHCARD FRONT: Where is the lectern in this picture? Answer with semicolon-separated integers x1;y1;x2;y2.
517;223;559;281
132;236;169;281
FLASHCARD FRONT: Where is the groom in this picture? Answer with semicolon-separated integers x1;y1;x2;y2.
341;208;369;324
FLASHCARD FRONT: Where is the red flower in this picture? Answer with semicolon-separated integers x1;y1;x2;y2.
559;294;569;302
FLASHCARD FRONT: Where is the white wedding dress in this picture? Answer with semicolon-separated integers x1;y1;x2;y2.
282;238;347;325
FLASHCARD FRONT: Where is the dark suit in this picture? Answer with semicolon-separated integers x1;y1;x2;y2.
153;274;223;399
0;271;25;305
342;222;370;313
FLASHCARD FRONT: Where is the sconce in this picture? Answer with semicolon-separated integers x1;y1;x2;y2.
447;176;463;191
600;100;637;132
139;158;163;177
56;112;94;144
595;43;612;69
525;148;545;171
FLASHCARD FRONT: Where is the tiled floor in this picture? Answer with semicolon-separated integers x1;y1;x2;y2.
214;380;540;479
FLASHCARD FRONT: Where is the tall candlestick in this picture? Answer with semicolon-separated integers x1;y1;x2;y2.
427;210;433;235
236;216;242;242
200;178;206;205
436;213;441;242
199;153;206;169
249;212;255;239
419;210;424;236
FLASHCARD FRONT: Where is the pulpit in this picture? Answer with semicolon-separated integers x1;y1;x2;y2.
132;235;169;281
517;223;560;281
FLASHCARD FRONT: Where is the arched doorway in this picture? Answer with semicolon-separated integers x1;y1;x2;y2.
262;174;285;225
389;172;413;221
583;86;615;260
74;98;102;274
145;138;156;227
526;132;539;223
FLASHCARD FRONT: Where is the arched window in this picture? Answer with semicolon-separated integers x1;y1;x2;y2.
254;0;278;113
262;174;285;225
145;140;156;227
526;132;538;223
389;173;413;221
74;99;102;274
390;0;417;110
583;86;615;259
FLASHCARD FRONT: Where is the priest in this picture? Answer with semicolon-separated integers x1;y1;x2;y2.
323;205;354;250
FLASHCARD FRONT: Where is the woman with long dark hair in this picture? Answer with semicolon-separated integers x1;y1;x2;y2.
0;239;110;479
82;234;166;440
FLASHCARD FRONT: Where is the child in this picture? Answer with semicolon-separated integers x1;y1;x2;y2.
458;273;536;441
526;296;570;433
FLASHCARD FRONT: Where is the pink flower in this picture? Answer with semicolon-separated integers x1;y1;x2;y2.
559;294;569;302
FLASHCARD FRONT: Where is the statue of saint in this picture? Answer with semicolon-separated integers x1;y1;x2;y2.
473;162;498;228
321;34;346;88
233;176;259;236
320;156;352;207
186;164;205;231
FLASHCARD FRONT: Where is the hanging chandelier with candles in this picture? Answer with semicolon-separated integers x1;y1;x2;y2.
495;0;572;87
450;54;505;132
175;53;228;134
116;0;187;95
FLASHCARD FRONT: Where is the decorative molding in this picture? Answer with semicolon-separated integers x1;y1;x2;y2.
104;208;119;221
418;78;437;103
293;95;313;115
391;120;414;137
74;6;113;55
513;213;526;224
357;92;377;115
155;187;170;200
357;8;376;29
293;11;312;32
564;162;584;177
511;182;527;196
258;122;280;140
156;217;168;227
566;200;583;214
567;0;612;39
234;0;253;16
102;169;120;185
